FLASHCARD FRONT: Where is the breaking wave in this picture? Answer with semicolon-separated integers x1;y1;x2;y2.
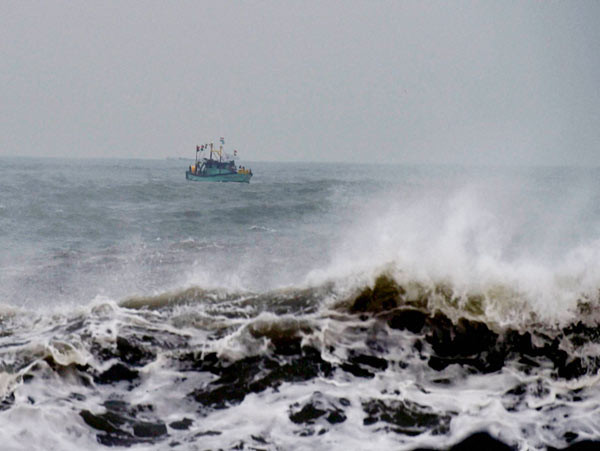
3;160;600;449
2;271;600;449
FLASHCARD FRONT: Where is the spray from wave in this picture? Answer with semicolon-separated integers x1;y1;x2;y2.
309;173;600;326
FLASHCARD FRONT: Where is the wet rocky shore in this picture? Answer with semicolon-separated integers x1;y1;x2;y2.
4;276;600;449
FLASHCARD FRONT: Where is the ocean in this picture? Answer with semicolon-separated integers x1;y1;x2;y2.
1;157;600;450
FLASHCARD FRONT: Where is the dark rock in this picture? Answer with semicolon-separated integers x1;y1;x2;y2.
249;348;333;391
426;317;498;358
251;434;268;444
345;285;600;381
271;335;303;356
564;432;579;443
80;401;167;446
563;321;600;346
95;363;139;384
97;433;139;447
289;392;347;436
194;430;222;437
558;358;588;380
504;331;536;356
362;399;452;436
116;336;156;367
388;309;427;333
133;421;167;438
371;275;405;310
544;340;569;373
351;287;374;313
0;392;15;411
348;352;389;371
506;383;527;397
248;323;310;356
340;362;375;378
449;431;513;450
502;330;587;380
561;440;600;450
103;399;130;412
517;356;540;368
193;382;249;408
351;274;404;313
80;409;126;435
169;418;193;430
414;339;423;353
428;356;451;372
502;383;530;412
422;315;507;374
298;428;315;437
176;351;220;373
248;321;312;356
326;410;346;424
190;346;333;409
289;404;327;424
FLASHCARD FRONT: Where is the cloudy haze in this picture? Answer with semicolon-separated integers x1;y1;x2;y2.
2;1;599;165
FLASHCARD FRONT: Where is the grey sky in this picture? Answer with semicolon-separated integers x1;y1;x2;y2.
2;1;599;165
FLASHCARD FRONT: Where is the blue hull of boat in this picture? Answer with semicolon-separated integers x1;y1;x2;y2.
185;170;252;183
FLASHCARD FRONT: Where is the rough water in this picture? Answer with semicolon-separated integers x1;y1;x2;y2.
1;157;600;450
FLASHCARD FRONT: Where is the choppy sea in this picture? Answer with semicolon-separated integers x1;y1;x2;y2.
2;157;600;450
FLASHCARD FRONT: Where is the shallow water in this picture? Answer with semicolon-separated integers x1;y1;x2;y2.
1;157;600;449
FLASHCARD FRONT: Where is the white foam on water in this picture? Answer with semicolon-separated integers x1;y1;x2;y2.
0;286;599;450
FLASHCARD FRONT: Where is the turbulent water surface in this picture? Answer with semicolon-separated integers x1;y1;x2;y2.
1;157;600;450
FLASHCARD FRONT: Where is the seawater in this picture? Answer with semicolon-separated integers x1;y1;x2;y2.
1;157;600;450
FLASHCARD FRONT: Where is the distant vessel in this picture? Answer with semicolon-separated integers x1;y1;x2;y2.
185;139;252;183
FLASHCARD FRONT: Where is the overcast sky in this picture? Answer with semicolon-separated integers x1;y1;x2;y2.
1;1;599;165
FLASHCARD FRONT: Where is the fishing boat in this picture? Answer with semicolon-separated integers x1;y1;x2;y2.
185;140;252;183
